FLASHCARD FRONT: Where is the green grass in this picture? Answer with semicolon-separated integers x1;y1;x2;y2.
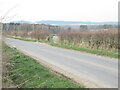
7;36;49;43
7;36;39;42
6;36;119;58
3;43;84;88
49;43;119;58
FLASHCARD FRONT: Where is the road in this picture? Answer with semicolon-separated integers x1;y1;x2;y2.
5;38;118;88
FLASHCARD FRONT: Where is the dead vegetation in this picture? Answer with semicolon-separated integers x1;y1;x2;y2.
3;23;118;52
2;43;16;88
58;29;118;52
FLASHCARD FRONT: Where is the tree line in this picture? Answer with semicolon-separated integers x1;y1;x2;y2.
3;23;118;52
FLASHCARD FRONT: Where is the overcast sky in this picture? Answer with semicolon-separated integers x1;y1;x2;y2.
0;0;119;22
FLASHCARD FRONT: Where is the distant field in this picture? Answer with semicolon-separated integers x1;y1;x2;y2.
2;42;84;88
6;36;119;58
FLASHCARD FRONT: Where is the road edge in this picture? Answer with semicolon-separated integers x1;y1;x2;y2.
4;40;104;88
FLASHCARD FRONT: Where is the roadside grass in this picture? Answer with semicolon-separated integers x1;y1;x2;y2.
2;42;84;88
6;36;119;58
7;36;38;42
49;43;119;58
6;36;48;43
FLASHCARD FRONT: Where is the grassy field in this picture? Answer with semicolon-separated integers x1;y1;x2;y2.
2;42;84;88
6;36;119;58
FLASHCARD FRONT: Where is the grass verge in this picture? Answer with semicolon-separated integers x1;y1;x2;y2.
6;36;119;58
2;42;84;88
49;43;119;58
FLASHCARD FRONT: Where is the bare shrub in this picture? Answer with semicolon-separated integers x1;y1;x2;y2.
30;30;50;40
58;29;118;51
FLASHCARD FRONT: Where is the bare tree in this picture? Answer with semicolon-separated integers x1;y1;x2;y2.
0;3;18;89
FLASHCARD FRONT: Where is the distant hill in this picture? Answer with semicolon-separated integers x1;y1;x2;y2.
36;20;117;25
9;20;117;25
10;20;33;24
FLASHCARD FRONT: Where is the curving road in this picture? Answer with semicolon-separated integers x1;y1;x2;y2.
5;38;118;88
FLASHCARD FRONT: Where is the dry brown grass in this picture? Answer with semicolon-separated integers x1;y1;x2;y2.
58;29;118;52
2;43;16;88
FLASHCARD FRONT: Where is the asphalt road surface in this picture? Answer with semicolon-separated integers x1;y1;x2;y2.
5;38;118;88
